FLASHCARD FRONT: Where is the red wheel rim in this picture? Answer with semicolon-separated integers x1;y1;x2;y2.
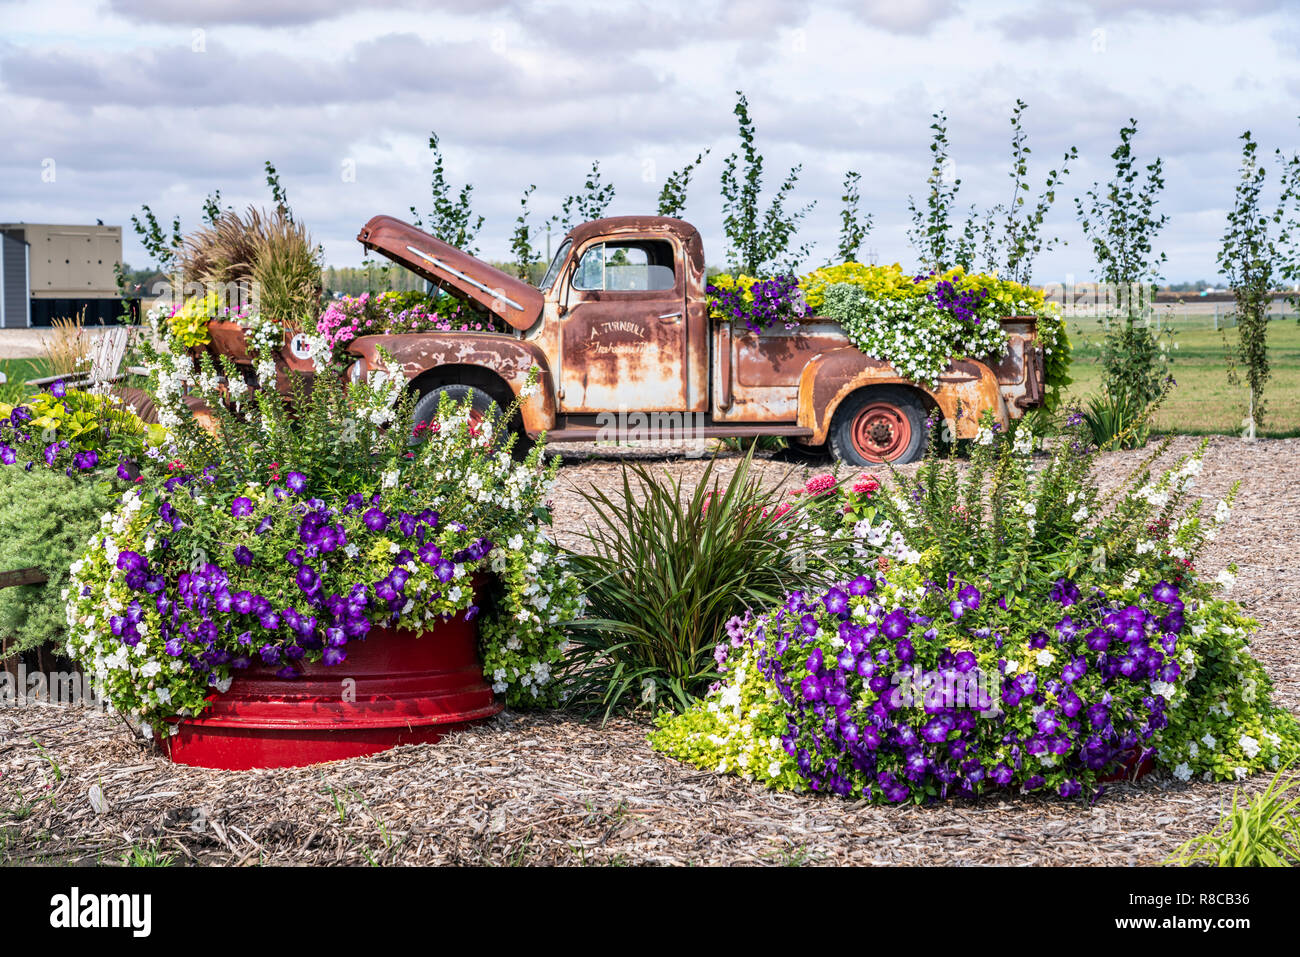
851;402;911;463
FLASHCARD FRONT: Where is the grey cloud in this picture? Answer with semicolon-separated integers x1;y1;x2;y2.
103;0;514;27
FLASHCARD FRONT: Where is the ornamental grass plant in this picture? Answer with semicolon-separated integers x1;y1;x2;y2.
561;448;859;718
42;312;91;379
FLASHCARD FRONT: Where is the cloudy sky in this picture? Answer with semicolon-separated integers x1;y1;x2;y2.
2;0;1297;282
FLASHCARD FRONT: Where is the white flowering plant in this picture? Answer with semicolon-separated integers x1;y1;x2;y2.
64;363;583;731
818;286;1010;388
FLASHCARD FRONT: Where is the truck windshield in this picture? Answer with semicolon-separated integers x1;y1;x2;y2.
540;239;572;292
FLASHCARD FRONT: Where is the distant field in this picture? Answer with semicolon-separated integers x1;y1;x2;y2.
1061;313;1300;438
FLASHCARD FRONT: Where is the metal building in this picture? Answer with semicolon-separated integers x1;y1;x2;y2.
0;223;123;326
0;230;30;328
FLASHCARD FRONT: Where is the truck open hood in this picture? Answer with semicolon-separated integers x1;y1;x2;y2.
355;215;544;332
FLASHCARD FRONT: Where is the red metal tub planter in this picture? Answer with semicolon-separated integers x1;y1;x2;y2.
159;587;501;771
63;365;583;771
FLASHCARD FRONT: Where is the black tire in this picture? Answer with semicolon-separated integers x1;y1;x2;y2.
829;386;927;467
409;384;532;459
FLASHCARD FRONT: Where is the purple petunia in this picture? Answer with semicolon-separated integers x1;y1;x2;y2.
363;507;389;532
882;609;909;640
231;497;254;517
285;471;307;494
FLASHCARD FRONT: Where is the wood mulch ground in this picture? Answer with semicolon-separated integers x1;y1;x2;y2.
1;435;1296;866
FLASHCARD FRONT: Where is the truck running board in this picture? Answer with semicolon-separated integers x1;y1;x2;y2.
535;423;815;442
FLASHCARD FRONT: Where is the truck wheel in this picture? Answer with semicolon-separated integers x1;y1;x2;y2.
829;386;927;466
409;384;533;459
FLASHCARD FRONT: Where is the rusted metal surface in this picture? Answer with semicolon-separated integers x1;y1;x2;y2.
338;215;1045;460
347;332;556;435
357;215;544;332
206;320;253;365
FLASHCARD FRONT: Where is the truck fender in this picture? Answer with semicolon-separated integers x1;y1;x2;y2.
796;349;1009;444
346;333;557;434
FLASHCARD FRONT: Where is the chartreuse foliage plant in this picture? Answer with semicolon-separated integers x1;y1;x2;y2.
651;415;1299;803
64;363;583;734
561;449;861;718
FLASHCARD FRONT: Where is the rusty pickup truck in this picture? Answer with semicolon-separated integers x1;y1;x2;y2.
348;214;1045;464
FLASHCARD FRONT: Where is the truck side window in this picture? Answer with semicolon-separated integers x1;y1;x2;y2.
572;241;675;292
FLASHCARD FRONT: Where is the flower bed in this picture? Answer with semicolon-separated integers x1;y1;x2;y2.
314;291;497;370
706;262;1070;405
651;416;1299;802
63;363;583;747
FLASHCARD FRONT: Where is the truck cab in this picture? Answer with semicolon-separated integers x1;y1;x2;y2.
351;214;1046;465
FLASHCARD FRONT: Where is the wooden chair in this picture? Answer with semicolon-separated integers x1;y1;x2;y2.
26;325;147;390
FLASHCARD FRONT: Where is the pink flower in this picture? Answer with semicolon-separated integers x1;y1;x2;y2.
804;473;837;496
852;474;880;497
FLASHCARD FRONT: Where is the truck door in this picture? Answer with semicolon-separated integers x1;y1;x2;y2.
560;237;688;412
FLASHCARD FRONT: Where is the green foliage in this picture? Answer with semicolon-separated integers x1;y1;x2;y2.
264;160;291;220
657;150;709;219
835;170;873;264
561;448;849;718
909;103;1074;282
201;189;225;226
557;161;615;231
409;131;485;255
1076;120;1168;297
988;100;1077;284
0;468;115;655
907;111;965;273
1218;131;1298;431
155;348;419;497
122;841;176;867
511;184;539;281
1169;766;1300;866
882;411;1224;597
1077;120;1171;412
1099;320;1171;409
1080;389;1149;450
720;91;814;274
129;205;183;276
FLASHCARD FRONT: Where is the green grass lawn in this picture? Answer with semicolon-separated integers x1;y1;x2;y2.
0;358;51;405
1060;314;1300;438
